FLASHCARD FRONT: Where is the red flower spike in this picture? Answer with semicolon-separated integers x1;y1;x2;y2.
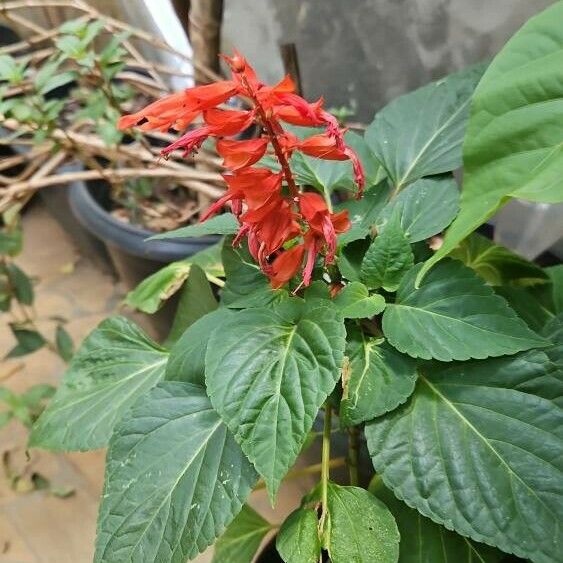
217;138;268;170
119;50;368;289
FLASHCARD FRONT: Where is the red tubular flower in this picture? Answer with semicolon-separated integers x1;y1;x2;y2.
217;138;268;170
200;169;282;221
298;134;348;160
160;126;211;158
184;80;239;110
117;91;198;132
299;192;350;263
268;244;305;289
203;108;255;136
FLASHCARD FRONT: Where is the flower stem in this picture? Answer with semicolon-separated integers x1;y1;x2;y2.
347;426;360;486
239;75;299;198
319;404;332;532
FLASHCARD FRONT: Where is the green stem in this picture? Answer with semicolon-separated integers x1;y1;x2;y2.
347;426;360;486
319;404;332;532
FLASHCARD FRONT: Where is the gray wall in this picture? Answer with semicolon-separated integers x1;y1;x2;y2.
222;0;554;122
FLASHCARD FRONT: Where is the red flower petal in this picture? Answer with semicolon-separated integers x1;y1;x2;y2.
268;244;305;289
204;108;254;136
216;138;268;170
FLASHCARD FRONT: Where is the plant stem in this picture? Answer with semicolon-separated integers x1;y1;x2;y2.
347;426;360;486
319;404;332;532
253;456;345;491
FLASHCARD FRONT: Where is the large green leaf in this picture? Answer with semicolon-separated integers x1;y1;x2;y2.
495;284;556;332
345;131;387;188
30;317;167;451
165;264;218;345
166;308;235;387
419;3;563;285
365;64;485;190
341;327;417;426
325;483;400;563
365;350;563;562
369;478;504;563
212;504;273;563
95;382;257;563
205;300;345;500
126;242;223;314
449;233;549;287
382;259;547;361
276;507;320;563
361;214;414;292
333;282;385;319
221;241;281;308
543;314;563;379
337;238;370;282
546;265;563;314
149;214;238;240
376;177;460;243
336;181;392;246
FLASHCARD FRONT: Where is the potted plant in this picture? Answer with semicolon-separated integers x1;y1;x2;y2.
30;4;562;562
0;4;225;290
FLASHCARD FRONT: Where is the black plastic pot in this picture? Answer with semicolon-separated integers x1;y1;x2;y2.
69;179;219;338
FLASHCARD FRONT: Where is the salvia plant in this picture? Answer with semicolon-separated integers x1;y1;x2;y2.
30;4;563;563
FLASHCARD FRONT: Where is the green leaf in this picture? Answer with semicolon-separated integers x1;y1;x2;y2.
333;282;385;319
95;382;257;563
5;263;34;305
383;259;547;361
450;233;549;287
38;71;76;95
55;35;83;57
0;224;22;256
55;324;74;362
276;507;320;563
495;285;556;333
205;300;345;500
361;213;414;292
337;238;369;282
546;265;563;314
365;64;486;190
341;327;418;426
149;214;238;240
125;242;223;314
336;181;392;246
419;3;563;284
543;314;563;376
165;264;218;345
213;504;272;563
221;241;280;308
291;152;354;194
166;308;236;387
0;55;19;82
29;317;167;451
344;131;387;188
6;326;45;358
369;478;504;563
325;483;400;563
365;350;563;563
376;177;460;243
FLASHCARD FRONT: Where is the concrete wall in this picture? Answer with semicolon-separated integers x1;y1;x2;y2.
222;0;554;122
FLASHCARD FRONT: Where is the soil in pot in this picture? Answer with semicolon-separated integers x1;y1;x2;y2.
69;178;219;339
